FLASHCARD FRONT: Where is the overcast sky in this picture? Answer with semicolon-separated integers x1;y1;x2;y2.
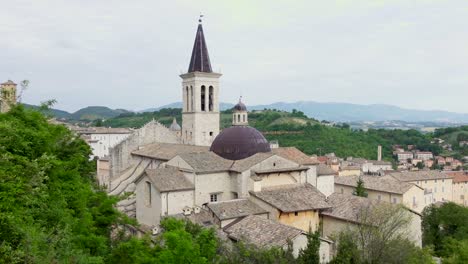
1;0;467;113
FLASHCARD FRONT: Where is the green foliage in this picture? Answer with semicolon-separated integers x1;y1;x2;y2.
298;226;321;264
96;108;182;128
422;202;468;258
0;105;125;263
329;231;360;264
218;241;296;264
353;177;368;197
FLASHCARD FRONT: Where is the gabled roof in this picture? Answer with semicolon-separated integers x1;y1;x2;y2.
321;193;379;223
229;152;275;172
188;23;212;73
131;143;209;161
272;147;319;165
207;199;268;221
334;175;419;195
443;171;468;183
176;152;234;173
250;184;330;212
317;164;336;176
138;167;194;192
388;171;453;182
224;215;304;248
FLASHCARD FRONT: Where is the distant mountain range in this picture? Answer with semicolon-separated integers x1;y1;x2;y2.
142;101;468;123
24;101;468;123
23;104;131;121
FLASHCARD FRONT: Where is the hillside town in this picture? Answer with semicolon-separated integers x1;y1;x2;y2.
22;20;465;262
2;12;468;264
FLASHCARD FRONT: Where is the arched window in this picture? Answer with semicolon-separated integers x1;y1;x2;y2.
208;86;214;111
190;86;193;111
237;114;240;122
243;114;246;122
201;85;206;111
185;86;189;111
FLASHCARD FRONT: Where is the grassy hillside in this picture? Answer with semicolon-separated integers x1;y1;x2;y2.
93;108;446;160
71;106;130;121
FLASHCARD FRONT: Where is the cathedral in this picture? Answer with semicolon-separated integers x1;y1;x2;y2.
97;20;420;261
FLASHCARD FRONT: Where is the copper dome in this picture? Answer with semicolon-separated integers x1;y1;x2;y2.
210;126;271;160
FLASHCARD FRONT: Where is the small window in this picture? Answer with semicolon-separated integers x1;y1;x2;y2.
145;181;152;206
273;162;276;167
341;188;344;194
378;195;381;201
435;179;437;183
209;131;213;136
435;187;437;193
393;197;397;204
210;193;218;202
442;179;444;183
442;186;444;193
294;212;299;216
425;180;427;184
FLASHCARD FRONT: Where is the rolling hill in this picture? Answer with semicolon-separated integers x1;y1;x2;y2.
144;101;468;123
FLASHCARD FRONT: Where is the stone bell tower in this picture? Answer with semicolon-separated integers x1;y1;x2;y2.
0;80;17;113
181;18;221;146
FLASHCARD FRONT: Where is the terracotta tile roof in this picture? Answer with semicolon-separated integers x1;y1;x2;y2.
321;193;380;223
207;199;268;220
272;147;319;165
444;171;468;183
317;164;337;176
132;143;209;161
341;166;361;171
388;171;453;182
140;167;194;192
250;184;330;212
224;215;304;248
334;175;418;194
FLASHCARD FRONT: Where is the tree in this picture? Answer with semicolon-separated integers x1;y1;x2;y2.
329;231;360;264
330;203;426;264
416;162;425;170
298;226;321;264
422;202;468;257
0;105;126;263
353;177;368;197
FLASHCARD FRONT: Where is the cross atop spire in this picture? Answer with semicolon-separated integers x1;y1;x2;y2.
188;17;212;73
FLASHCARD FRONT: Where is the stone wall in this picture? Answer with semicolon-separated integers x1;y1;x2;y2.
109;121;181;179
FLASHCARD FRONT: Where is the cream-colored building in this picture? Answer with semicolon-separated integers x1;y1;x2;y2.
76;127;132;158
321;193;422;247
224;215;333;262
316;164;336;197
334;175;425;213
0;80;17;113
445;171;468;206
249;184;330;232
338;166;361;176
389;171;453;204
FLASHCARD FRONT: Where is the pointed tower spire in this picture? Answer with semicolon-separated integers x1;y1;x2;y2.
188;16;212;73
